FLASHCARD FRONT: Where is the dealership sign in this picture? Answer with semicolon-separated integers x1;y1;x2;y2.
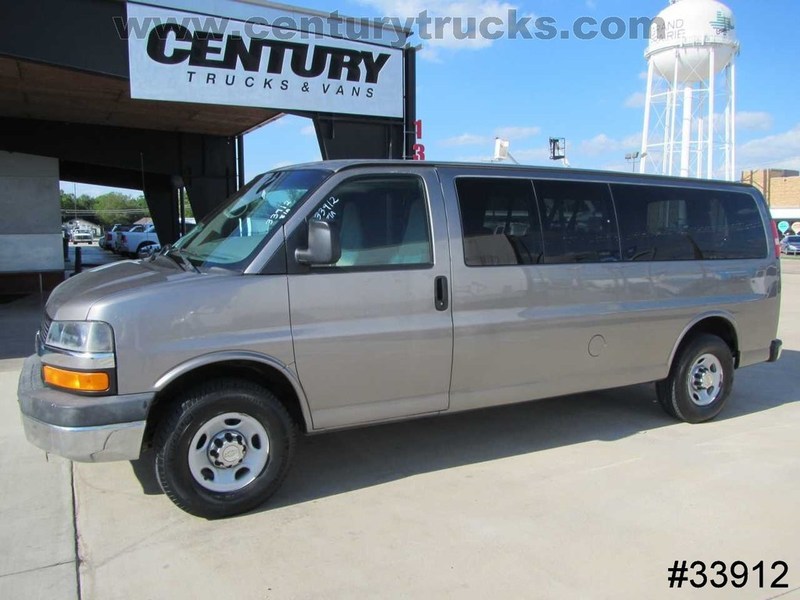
126;4;404;118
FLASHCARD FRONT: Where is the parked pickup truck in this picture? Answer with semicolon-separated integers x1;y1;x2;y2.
117;224;157;257
100;224;126;250
117;220;197;257
70;229;93;244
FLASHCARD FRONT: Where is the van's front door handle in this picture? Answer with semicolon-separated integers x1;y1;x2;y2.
434;276;449;311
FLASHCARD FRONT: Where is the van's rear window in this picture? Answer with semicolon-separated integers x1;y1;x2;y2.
612;185;767;261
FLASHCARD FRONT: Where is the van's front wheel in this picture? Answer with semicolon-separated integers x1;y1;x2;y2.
154;379;296;518
656;334;734;423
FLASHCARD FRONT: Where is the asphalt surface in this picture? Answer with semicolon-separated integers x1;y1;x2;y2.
2;258;799;599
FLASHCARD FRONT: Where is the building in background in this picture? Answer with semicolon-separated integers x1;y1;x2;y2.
742;169;800;236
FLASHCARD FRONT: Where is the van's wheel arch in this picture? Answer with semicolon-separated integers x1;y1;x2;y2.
656;334;734;423
153;378;296;518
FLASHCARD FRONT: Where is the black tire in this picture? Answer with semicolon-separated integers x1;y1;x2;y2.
154;379;296;518
136;242;154;256
655;334;734;423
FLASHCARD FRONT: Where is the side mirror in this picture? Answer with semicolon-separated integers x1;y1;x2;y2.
295;219;341;266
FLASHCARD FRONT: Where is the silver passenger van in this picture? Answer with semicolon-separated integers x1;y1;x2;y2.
18;161;783;517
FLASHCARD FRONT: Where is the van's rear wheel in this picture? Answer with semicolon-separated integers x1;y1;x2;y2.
656;334;734;423
154;379;296;518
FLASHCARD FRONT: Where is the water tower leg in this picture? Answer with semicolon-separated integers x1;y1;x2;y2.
640;61;655;175
696;117;704;179
724;92;731;181
667;54;681;177
680;85;693;178
707;47;716;179
730;62;737;181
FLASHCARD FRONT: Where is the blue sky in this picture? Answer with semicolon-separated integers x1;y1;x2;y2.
69;0;800;195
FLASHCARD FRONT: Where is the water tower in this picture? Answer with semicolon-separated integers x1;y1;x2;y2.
639;0;739;180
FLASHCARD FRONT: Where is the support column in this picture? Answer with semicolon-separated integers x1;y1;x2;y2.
182;135;237;222
144;174;179;246
0;151;63;293
403;46;417;160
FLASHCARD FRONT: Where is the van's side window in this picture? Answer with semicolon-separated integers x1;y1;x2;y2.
533;180;620;264
455;178;544;266
612;185;767;261
310;176;432;268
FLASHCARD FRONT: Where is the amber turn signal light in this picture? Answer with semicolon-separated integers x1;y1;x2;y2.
42;366;110;393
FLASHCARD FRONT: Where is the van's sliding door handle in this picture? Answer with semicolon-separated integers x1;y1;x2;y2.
434;276;449;311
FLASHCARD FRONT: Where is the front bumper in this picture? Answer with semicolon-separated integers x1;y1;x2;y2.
17;354;154;462
21;414;146;462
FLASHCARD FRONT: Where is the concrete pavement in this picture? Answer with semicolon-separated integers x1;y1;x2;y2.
0;298;77;600
2;260;799;599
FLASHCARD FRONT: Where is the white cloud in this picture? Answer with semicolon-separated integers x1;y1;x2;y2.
638;71;649;81
738;124;800;171
455;154;493;162
624;92;646;109
579;133;641;156
300;124;316;136
736;111;773;132
456;146;550;164
358;0;520;57
440;133;492;147
580;134;616;155
439;125;540;148
495;125;541;140
510;147;551;163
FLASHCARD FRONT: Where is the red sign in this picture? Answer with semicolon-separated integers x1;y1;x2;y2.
412;119;425;161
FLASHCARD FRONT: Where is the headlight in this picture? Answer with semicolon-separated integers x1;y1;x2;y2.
45;321;114;354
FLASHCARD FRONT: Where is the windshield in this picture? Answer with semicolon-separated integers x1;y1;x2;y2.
172;169;329;271
786;236;800;243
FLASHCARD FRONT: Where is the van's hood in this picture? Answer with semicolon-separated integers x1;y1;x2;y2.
46;258;202;321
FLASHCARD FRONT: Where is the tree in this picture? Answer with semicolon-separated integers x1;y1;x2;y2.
93;192;149;228
60;191;94;213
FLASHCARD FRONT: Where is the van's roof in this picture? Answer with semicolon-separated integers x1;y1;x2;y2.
280;160;757;191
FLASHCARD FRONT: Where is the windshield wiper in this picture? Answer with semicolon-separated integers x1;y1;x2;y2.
162;244;200;273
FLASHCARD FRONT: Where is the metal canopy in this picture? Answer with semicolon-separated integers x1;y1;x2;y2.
0;56;282;137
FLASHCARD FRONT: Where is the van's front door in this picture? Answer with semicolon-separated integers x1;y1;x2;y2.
285;168;453;430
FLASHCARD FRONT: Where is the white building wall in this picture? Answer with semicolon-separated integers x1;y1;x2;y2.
0;151;62;273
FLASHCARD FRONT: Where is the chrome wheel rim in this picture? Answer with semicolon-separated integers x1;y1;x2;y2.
188;412;270;493
687;354;724;407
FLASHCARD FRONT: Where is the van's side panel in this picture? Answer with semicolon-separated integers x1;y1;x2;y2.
88;272;296;395
437;167;641;411
437;166;779;412
612;259;779;373
736;190;782;365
